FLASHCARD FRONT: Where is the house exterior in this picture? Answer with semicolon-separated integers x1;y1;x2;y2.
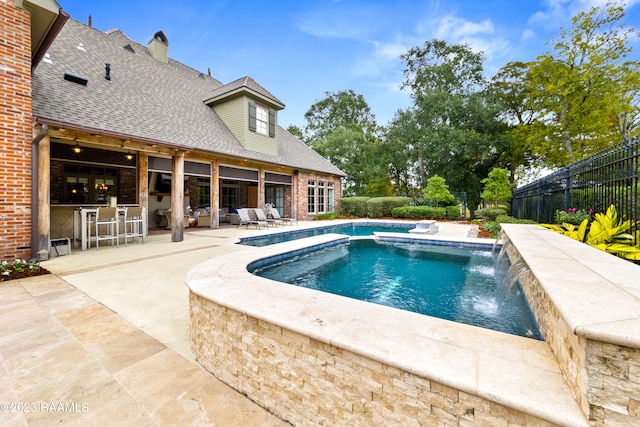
1;0;344;260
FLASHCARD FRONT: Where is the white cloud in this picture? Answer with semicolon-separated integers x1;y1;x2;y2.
436;15;495;39
295;14;368;40
521;29;536;41
529;0;640;28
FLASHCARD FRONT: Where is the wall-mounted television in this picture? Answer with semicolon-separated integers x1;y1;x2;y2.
155;173;172;193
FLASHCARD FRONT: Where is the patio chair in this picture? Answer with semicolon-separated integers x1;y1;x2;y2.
254;208;282;227
194;208;213;228
237;208;267;229
94;206;119;250
123;207;145;246
164;209;190;229
269;209;297;225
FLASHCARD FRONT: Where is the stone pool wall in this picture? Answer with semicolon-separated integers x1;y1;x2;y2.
500;224;640;427
189;292;556;426
187;225;640;426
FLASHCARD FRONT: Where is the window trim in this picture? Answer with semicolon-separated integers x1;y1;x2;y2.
249;101;276;138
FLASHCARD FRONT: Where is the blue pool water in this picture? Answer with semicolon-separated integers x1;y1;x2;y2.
239;223;412;246
251;239;541;339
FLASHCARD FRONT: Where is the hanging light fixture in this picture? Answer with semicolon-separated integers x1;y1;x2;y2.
125;150;134;161
72;140;81;153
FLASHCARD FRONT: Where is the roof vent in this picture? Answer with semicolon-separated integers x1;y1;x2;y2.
147;31;168;64
123;44;135;53
64;72;88;86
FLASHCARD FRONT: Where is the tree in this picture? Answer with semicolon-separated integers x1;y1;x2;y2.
400;39;509;217
286;124;304;140
303;89;378;144
481;168;513;206
526;1;640;166
487;62;538;183
423;175;454;206
383;108;422;197
300;90;383;195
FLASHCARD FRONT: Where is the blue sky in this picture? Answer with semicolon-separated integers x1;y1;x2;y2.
57;0;639;128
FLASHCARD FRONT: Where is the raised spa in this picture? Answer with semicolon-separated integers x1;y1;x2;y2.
249;238;541;339
187;223;640;426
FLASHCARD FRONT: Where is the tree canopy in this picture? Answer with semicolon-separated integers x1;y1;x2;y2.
525;1;639;166
291;1;639;214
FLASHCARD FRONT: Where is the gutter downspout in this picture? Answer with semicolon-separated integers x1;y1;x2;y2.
31;124;48;261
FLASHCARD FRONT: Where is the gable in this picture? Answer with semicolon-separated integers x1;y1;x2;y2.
212;95;277;156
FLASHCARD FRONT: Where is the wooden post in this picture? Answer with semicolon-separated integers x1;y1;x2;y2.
171;151;184;242
37;133;50;254
211;159;219;228
258;168;265;209
292;172;298;220
138;152;149;234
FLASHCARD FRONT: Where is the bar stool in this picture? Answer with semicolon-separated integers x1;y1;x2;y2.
94;207;119;250
123;207;145;246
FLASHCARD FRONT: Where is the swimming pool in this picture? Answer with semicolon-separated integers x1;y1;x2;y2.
239;222;413;246
250;238;541;339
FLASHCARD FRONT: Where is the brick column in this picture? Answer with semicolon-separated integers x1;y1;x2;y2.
0;1;33;260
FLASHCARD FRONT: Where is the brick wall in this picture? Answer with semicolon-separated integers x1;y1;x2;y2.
0;1;32;260
295;172;342;221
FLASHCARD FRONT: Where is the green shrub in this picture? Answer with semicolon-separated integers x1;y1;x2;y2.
484;215;538;237
367;197;412;218
312;212;340;220
423;175;454;206
495;215;537;225
474;207;507;222
392;206;446;219
554;208;593;225
483;221;502;235
445;206;461;220
338;197;370;217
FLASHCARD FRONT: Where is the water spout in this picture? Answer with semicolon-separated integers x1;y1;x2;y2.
494;238;513;273
492;230;504;256
494;256;530;309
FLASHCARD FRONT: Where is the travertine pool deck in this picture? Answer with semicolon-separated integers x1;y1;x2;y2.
6;220;634;425
2;219;467;425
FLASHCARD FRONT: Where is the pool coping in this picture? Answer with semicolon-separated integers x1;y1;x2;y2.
500;224;640;349
186;231;588;426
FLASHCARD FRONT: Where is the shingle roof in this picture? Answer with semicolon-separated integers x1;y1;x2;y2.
204;76;285;109
32;18;345;176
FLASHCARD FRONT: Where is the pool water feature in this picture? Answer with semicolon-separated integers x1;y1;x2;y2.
239;222;413;246
250;238;541;339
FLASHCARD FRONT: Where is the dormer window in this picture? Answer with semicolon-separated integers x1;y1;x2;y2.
255;104;268;135
249;101;276;138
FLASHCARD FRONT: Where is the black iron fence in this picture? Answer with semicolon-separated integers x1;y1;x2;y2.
511;136;639;240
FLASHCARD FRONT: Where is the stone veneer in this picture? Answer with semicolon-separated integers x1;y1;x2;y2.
0;1;32;260
186;226;598;426
190;292;559;426
500;224;640;427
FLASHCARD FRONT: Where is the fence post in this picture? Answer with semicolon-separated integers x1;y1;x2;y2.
564;166;571;211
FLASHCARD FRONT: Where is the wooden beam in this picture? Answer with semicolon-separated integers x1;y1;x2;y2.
171;152;185;242
258;169;265;209
138;152;149;233
37;133;51;253
211;159;219;228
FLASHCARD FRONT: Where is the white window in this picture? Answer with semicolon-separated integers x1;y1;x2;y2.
308;180;316;214
318;182;326;213
328;182;334;212
256;105;268;135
